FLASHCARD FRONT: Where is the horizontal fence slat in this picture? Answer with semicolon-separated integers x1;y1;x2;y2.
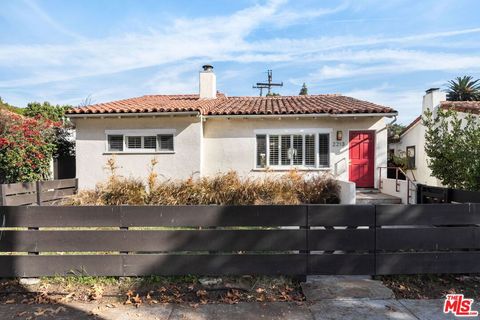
40;188;76;202
376;227;480;250
376;252;480;275
2;182;36;195
0;254;305;277
0;230;306;252
376;204;476;225
121;205;307;227
38;178;77;190
308;254;374;275
308;205;374;226
308;229;374;251
1;206;121;227
4;193;37;206
0;206;306;227
123;254;306;276
0;255;123;277
0;206;307;227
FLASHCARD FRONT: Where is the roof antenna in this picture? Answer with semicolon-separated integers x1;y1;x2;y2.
252;70;283;96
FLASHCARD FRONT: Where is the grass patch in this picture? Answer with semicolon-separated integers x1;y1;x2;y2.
41;275;119;287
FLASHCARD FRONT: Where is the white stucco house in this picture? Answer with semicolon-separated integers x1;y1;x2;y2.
389;88;480;187
66;65;397;198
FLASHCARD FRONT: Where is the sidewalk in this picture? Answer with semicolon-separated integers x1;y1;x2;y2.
0;277;469;319
0;299;467;320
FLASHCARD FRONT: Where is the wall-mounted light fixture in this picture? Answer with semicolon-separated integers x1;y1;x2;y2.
336;130;343;141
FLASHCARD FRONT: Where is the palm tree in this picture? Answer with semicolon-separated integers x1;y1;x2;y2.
446;76;480;101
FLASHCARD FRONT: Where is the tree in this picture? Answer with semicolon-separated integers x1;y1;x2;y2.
0;112;58;183
0;97;23;115
388;123;405;140
446;76;480;101
23;102;75;157
23;101;68;122
299;83;308;95
423;108;480;190
266;92;280;96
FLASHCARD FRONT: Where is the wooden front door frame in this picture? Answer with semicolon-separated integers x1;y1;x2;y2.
348;130;375;188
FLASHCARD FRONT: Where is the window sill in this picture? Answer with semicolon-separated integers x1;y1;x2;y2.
252;167;332;172
103;151;175;155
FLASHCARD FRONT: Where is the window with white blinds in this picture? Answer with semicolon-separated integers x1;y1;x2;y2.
158;134;174;151
106;131;175;153
256;132;330;168
127;136;142;149
318;134;330;167
107;135;124;152
305;134;315;167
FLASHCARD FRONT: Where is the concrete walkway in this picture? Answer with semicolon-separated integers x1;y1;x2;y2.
0;277;468;319
303;276;467;320
0;299;465;320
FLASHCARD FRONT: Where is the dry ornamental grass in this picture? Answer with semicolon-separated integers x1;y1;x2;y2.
62;158;340;206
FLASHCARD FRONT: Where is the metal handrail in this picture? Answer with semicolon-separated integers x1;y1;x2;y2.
378;166;417;204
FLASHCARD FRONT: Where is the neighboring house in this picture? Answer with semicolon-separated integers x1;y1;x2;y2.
66;65;397;191
389;88;480;186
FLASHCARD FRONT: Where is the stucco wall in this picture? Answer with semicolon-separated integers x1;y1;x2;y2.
390;122;442;186
380;178;417;204
74;116;202;190
202;116;388;188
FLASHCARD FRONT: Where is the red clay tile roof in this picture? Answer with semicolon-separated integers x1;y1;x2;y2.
440;101;480;114
66;93;397;116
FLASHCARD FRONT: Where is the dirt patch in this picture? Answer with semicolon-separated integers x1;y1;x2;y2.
0;276;304;306
378;274;480;299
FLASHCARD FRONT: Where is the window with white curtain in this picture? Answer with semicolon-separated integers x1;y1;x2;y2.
256;132;330;168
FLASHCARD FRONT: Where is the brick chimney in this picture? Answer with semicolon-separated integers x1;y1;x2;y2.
199;64;216;99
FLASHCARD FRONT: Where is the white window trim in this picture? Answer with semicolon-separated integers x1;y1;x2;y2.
104;129;176;154
254;129;333;170
254;128;332;135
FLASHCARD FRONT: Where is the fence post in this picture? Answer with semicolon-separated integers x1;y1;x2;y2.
36;181;42;206
119;207;129;255
0;184;6;206
74;178;79;195
416;184;423;204
27;182;42;256
299;205;308;281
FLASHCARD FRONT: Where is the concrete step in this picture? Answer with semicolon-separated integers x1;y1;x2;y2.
356;190;402;205
302;275;394;301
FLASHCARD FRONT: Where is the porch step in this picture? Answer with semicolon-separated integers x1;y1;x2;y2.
356;189;401;205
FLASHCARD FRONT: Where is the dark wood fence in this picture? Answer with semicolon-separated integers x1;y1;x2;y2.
0;178;78;206
0;204;478;277
416;184;480;203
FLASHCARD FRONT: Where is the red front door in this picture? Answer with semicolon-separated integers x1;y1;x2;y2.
349;131;375;188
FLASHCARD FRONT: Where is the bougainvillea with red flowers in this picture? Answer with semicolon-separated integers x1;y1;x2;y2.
0;110;59;183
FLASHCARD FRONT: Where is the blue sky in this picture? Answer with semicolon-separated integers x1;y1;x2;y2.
1;0;480;124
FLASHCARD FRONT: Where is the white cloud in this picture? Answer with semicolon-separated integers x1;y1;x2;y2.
3;0;479;90
1;0;480;113
345;85;423;124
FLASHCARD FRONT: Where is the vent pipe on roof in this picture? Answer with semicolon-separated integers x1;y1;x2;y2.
199;65;216;99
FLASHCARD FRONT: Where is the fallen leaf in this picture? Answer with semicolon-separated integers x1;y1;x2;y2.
53;306;66;314
34;308;46;316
